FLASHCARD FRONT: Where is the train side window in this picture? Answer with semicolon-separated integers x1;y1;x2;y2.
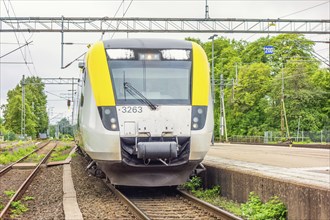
83;69;87;84
80;93;84;107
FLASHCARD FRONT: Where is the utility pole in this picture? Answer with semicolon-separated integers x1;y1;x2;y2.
281;66;290;140
71;77;74;124
219;74;222;141
296;116;301;142
205;0;210;19
208;34;218;104
219;74;228;142
281;66;285;138
21;75;25;139
231;78;235;101
209;34;217;144
61;15;64;69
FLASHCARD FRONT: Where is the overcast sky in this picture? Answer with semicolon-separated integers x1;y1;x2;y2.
0;0;329;123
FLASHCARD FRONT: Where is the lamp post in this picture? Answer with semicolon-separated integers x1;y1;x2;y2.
209;34;217;144
208;34;218;104
297;116;301;142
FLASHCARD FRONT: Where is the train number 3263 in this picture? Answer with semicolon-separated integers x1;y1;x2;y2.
121;106;143;113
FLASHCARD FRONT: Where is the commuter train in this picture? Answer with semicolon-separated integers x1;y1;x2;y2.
76;38;213;187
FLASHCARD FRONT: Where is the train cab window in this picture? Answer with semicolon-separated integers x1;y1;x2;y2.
109;59;191;105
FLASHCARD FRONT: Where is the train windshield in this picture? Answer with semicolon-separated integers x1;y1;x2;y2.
108;60;191;105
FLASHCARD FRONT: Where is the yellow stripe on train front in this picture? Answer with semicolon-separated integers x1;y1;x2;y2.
87;41;115;106
192;42;210;106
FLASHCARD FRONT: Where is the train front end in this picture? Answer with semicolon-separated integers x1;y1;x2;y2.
78;39;213;186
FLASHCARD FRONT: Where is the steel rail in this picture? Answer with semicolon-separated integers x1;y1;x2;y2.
177;189;243;220
0;141;57;219
104;180;241;219
0;140;51;177
103;180;151;220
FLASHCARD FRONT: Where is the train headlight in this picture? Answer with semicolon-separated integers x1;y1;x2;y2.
191;106;207;130
98;106;119;131
138;53;160;60
111;124;117;130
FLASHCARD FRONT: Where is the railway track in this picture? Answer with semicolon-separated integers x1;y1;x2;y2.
104;181;242;220
0;141;57;219
0;140;50;176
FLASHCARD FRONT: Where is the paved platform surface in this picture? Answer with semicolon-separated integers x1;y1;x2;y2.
204;143;330;189
63;164;83;220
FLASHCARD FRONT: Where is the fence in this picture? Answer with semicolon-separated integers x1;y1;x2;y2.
230;130;330;144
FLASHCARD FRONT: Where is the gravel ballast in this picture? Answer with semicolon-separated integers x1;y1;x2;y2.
15;166;64;220
71;154;138;220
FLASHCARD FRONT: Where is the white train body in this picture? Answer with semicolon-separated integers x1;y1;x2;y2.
76;39;213;186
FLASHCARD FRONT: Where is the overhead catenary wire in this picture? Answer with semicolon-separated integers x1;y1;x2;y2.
6;0;326;1
279;1;329;19
100;0;125;40
244;1;329;41
45;91;70;101
0;41;33;59
2;0;37;76
111;0;134;39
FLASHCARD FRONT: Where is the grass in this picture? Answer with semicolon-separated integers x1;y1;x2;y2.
4;190;16;198
1;191;33;218
23;196;34;201
26;152;45;162
182;176;287;219
49;145;72;162
0;145;37;165
0;196;3;211
10;200;28;218
182;178;243;217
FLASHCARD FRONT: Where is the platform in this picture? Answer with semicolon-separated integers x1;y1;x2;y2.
205;143;330;189
203;143;330;219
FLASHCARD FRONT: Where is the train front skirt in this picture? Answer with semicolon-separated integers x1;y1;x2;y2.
96;160;201;187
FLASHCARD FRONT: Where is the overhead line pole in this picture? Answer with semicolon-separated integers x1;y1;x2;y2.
21;75;25;139
205;0;209;19
61;16;64;69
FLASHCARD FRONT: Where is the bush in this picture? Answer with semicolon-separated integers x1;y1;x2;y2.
59;134;74;141
183;176;220;202
182;176;202;192
241;192;287;220
4;131;16;141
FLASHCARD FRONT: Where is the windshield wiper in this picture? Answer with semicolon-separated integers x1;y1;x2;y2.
124;82;157;110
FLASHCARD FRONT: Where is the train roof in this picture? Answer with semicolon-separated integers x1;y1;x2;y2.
103;38;192;49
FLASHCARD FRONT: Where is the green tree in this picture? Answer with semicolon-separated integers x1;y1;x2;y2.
58;118;73;136
48;124;56;138
3;76;48;138
203;37;244;138
270;59;329;133
24;77;49;134
227;63;272;135
241;34;314;73
166;35;328;138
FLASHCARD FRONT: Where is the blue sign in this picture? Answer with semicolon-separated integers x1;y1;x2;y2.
264;46;274;54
